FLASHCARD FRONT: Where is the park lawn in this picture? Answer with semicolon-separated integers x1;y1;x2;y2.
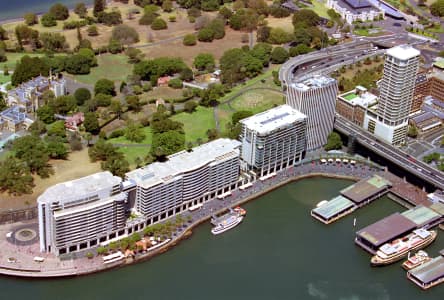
230;89;285;114
0;73;11;84
217;103;235;134
353;27;383;37
71;54;133;85
428;23;444;33
171;106;216;143
266;16;294;32
117;146;150;168
310;0;331;20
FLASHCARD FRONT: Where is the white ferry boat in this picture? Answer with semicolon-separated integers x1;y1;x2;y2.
211;213;244;235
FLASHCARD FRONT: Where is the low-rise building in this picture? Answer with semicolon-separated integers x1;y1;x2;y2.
0;106;34;132
409;111;442;134
412;71;431;114
239;105;307;178
326;0;384;24
336;86;378;126
7;75;66;113
38;171;128;255
65;112;84;131
125;139;241;223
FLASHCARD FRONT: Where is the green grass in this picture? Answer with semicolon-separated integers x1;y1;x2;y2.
230;89;285;114
107;127;152;167
71;54;133;85
171;106;216;143
0;53;46;71
310;0;331;20
353;27;382;37
0;73;11;84
427;23;444;33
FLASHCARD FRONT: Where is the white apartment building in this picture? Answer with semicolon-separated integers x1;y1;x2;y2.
326;0;384;24
364;45;420;145
125;139;241;223
286;75;338;151
239;105;307;178
38;171;127;255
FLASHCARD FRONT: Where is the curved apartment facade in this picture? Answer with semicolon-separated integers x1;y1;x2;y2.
286;75;338;151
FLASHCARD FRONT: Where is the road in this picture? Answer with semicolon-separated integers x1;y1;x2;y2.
334;115;444;190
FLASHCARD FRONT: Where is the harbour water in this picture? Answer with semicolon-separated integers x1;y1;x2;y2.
1;177;443;299
0;0;93;22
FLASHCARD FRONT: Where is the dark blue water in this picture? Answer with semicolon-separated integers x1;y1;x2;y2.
0;0;93;22
0;177;442;299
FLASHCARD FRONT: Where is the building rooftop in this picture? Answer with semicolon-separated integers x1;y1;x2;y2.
344;0;372;8
386;45;420;61
239;105;306;135
125;138;241;189
37;171;122;205
409;256;444;284
0;106;27;124
339;88;378;107
340;175;391;204
291;75;336;92
433;59;444;70
311;195;355;220
401;205;441;228
356;213;417;247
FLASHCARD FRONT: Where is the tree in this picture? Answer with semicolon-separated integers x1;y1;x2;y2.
108;38;123;54
193;53;215;71
95;79;116;96
270;47;289;64
0;158;34;195
289;44;313;57
151;130;185;159
74;88;92;106
112;24;140;46
50;3;69;20
220;48;247;86
23;13;38;26
78;48;97;67
256;26;271;43
110;99;123;119
184;101;198;113
139;12;157;25
101;152;130;178
292;9;320;28
268;27;293;44
180;68;194;81
12;135;53;178
36;105;55;124
202;0;221;11
207;19;225;39
84;112;100;134
232;110;253;124
206;128;219;141
46;139;68;159
97;11;122;26
219;7;233;19
48;95;77;114
93;0;106;17
324;132;342;151
197;27;215;42
162;0;173;12
74;3;88;18
125;122;146;142
12;56;49;86
47;121;66;139
430;0;444;17
40;32;67;52
407;125;418;138
87;25;99;36
126;95;142;112
65;54;91;74
0;26;7;40
126;47;144;64
168;78;183;89
151;18;167;30
41;13;57;27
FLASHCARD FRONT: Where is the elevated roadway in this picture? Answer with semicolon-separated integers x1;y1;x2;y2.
334;115;444;190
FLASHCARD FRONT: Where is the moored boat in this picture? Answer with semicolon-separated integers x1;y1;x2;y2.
371;229;437;266
402;250;431;270
233;206;246;216
211;213;244;235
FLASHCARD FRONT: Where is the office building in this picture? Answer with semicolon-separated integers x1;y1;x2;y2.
326;0;384;24
286;75;338;151
125;139;241;223
38;171;127;255
239;105;307;177
364;45;420;145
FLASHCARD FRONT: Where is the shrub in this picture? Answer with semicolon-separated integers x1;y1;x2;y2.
109;129;125;138
41;13;57;27
183;34;197;46
197;28;214;42
87;25;99;36
151;18;167;30
168;78;183;89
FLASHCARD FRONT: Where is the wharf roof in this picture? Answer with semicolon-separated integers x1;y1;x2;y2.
37;171;121;205
356;213;417;247
239;105;306;135
428;202;444;215
401;205;441;228
386;45;420;61
290;75;336;91
311;195;355;220
125;138;241;189
340;175;391;204
409;256;444;284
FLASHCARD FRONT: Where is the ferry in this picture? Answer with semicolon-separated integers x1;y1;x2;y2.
233;206;247;216
402;250;431;270
371;229;437;266
211;213;244;235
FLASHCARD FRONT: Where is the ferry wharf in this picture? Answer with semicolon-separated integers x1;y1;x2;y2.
407;249;444;290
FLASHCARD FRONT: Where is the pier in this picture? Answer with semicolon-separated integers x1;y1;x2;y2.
408;250;444;290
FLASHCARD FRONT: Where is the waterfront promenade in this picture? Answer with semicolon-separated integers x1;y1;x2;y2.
0;157;413;278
